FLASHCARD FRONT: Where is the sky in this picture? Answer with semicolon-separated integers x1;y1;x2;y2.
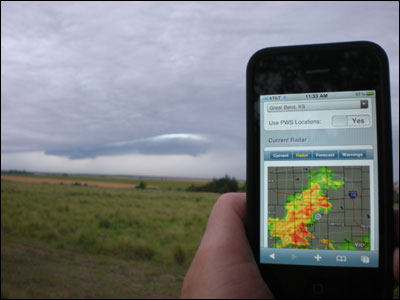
1;1;399;180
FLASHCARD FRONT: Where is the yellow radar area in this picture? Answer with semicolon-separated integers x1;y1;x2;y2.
268;167;345;249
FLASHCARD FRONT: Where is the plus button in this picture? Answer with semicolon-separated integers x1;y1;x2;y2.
314;254;322;262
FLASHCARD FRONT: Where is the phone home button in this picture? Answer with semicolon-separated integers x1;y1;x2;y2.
311;282;325;296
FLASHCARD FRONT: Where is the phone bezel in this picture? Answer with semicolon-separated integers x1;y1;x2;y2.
246;41;394;298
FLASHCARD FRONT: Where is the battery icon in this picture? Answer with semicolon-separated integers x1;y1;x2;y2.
366;92;374;96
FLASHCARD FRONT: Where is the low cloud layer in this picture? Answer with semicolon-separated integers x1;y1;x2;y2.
1;149;246;179
45;133;213;159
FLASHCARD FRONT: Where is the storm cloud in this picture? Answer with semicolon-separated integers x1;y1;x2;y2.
1;2;399;179
45;133;213;159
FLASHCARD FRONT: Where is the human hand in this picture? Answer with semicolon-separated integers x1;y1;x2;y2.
181;193;273;299
180;193;399;298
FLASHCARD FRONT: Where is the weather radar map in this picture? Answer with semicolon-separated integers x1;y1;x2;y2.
267;166;371;251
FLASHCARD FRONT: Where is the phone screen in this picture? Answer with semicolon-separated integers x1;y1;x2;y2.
260;90;379;268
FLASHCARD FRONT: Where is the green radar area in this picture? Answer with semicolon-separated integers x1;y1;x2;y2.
267;166;371;250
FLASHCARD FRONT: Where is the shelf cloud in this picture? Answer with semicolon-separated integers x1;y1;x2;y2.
45;133;212;159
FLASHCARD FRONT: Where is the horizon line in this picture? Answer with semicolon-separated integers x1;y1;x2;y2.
0;169;246;182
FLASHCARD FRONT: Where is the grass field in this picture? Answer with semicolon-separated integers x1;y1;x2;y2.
1;175;398;298
1;176;219;298
0;173;217;191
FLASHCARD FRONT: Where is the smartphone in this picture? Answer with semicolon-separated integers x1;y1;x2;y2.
246;42;394;298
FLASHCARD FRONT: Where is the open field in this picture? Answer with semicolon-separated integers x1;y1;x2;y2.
1;177;218;298
0;173;214;191
1;175;397;298
1;239;181;299
1;175;140;189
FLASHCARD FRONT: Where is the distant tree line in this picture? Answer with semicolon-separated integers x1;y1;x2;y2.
1;170;33;175
187;175;245;194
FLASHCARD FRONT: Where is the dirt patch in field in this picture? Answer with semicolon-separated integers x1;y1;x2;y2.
1;175;160;189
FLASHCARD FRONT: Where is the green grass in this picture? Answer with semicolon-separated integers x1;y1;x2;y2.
1;238;182;299
1;172;246;191
1;173;210;191
1;178;397;298
1;179;218;298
